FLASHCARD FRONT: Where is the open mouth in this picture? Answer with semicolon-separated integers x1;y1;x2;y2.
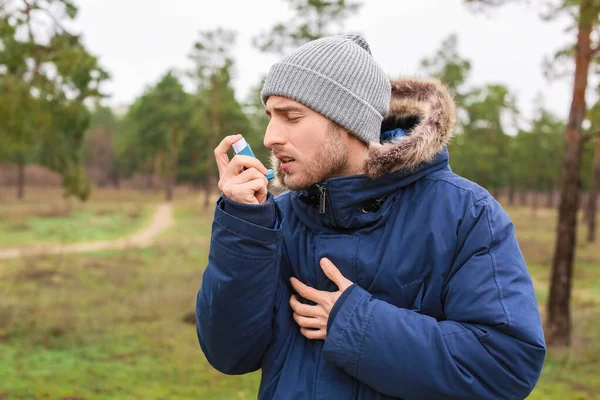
277;155;295;170
280;158;295;170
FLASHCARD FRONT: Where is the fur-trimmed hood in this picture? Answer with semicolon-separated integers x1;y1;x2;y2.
269;77;456;191
365;77;456;178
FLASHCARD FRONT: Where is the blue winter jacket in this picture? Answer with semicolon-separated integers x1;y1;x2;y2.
196;78;546;399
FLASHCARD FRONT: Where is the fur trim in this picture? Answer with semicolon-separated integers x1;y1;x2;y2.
364;77;456;179
268;151;287;193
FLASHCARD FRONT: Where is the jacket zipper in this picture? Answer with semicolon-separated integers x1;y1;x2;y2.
316;183;338;227
317;184;327;214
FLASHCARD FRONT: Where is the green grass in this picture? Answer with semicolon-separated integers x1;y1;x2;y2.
0;239;261;399
0;205;153;248
507;206;600;400
0;195;599;399
0;187;163;248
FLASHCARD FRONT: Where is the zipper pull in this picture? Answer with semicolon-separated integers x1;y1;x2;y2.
318;185;327;214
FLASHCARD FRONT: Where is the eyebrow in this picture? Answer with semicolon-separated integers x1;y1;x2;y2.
265;105;304;116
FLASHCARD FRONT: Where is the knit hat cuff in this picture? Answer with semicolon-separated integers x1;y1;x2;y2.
261;62;384;145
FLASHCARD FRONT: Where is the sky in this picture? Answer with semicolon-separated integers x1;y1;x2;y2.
71;0;580;124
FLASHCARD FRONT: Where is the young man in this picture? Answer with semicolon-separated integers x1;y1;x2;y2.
196;33;546;399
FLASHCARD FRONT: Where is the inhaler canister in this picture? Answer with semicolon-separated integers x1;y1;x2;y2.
232;137;275;181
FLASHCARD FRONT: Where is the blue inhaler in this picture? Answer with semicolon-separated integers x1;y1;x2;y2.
232;137;275;181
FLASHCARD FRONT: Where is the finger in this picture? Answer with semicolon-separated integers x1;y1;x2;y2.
219;166;268;202
224;155;269;179
229;167;269;187
243;178;269;204
255;178;269;204
300;327;326;340
292;313;323;329
289;295;327;318
214;134;243;178
233;173;269;204
223;178;268;204
290;277;325;304
320;258;353;291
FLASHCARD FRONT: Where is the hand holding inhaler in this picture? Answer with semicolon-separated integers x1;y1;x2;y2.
214;134;274;205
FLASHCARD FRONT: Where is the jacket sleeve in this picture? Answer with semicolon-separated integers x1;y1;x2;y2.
196;192;284;375
322;195;546;400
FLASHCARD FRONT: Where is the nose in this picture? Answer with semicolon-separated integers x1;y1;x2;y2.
263;119;286;149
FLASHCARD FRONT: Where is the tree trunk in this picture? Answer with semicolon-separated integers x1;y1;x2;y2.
582;191;590;222
145;158;155;190
165;126;180;202
204;155;218;210
546;2;595;347
202;180;209;206
508;185;516;206
491;187;500;200
580;192;588;212
587;139;600;243
204;182;211;208
204;176;217;208
17;156;25;200
546;182;555;209
205;74;221;209
519;190;527;206
112;170;120;189
145;174;153;190
165;162;174;201
531;190;539;214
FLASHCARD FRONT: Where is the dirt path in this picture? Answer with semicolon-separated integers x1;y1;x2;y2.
0;203;174;260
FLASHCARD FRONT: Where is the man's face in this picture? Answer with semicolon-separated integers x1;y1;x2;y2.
263;96;348;190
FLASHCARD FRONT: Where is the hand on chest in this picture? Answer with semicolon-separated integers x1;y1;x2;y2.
287;234;432;311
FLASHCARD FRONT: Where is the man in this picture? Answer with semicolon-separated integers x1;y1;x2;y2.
196;33;546;399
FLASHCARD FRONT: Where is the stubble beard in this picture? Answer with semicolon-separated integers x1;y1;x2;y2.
279;123;349;191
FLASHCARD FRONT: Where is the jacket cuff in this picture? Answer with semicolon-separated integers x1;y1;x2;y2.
322;284;378;378
213;194;282;249
219;192;278;229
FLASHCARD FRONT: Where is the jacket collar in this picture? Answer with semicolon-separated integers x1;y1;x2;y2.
290;148;450;231
270;77;457;230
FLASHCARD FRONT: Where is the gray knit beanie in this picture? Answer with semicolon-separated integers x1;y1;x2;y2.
261;33;391;145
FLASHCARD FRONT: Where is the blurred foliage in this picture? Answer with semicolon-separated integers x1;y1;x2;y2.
186;28;251;205
464;0;600;348
0;0;108;200
252;0;363;55
420;34;579;197
123;71;193;201
0;0;598;216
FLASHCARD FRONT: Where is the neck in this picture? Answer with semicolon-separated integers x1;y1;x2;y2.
341;134;369;176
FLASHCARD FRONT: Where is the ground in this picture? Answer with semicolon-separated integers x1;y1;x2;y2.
0;188;598;399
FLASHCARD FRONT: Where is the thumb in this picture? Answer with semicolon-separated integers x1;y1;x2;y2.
320;258;353;291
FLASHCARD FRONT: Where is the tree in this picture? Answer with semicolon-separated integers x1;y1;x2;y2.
587;137;600;242
252;0;363;55
419;33;472;106
511;105;564;211
124;71;193;201
544;0;599;347
418;34;520;201
584;95;600;242
451;84;518;197
83;105;121;188
465;0;600;347
242;77;272;165
0;0;108;200
188;28;250;207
